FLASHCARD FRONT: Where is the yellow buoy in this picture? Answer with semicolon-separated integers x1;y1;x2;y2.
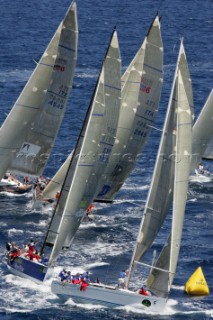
185;266;209;295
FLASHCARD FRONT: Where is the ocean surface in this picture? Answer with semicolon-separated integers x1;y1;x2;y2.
0;0;212;319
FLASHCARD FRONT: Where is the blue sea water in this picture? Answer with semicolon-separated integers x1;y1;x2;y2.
0;0;212;319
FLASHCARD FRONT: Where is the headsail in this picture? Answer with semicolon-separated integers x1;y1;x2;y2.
0;1;78;179
95;15;163;202
41;29;121;265
191;89;213;165
147;65;193;297
42;151;74;200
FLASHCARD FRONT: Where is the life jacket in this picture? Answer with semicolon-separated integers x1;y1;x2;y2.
80;281;88;291
139;287;149;296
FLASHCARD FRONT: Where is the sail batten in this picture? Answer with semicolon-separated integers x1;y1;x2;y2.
143;42;193;298
124;39;193;297
0;1;78;178
127;40;193;282
42;29;121;264
95;15;163;202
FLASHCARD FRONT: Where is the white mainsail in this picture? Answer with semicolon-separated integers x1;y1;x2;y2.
146;69;193;297
128;41;193;271
126;41;193;298
42;30;121;264
191;89;213;165
95;15;163;202
0;1;78;179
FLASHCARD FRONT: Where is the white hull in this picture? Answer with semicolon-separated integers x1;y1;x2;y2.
51;280;167;312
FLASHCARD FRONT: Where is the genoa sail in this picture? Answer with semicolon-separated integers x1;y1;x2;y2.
42;29;121;265
191;89;213;165
42;151;74;200
127;40;193;298
95;15;163;202
0;1;78;179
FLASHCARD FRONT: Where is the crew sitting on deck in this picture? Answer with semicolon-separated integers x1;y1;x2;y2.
6;241;12;254
7;242;21;261
22;243;29;253
117;270;127;289
81;271;91;283
39;253;48;265
72;272;82;284
28;239;36;253
58;269;67;282
139;286;150;296
64;271;72;282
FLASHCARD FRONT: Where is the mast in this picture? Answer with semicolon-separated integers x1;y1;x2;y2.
41;28;121;265
146;66;193;297
126;38;193;289
95;15;163;202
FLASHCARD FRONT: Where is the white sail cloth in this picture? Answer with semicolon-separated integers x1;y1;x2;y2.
0;1;78;179
95;16;163;202
127;40;193;299
191;89;213;165
43;30;121;265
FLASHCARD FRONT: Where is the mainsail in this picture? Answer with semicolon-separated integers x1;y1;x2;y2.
95;15;163;202
128;40;193;269
127;40;193;298
41;29;121;265
147;68;193;297
0;1;78;179
191;89;213;165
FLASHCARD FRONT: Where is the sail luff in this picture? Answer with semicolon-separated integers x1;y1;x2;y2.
0;1;78;179
146;45;193;297
44;30;121;265
127;39;193;289
95;15;163;202
169;69;192;286
191;89;213;165
127;41;182;285
62;29;122;249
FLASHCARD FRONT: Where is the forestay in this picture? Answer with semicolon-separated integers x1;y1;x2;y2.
0;1;78;179
95;15;163;202
42;30;121;264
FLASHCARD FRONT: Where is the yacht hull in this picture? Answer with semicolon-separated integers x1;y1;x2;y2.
51;280;167;312
7;256;48;283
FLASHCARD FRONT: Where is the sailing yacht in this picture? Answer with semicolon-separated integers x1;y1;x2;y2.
0;1;78;193
51;39;193;312
6;28;122;282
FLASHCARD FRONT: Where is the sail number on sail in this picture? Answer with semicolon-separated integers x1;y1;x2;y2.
48;85;69;110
